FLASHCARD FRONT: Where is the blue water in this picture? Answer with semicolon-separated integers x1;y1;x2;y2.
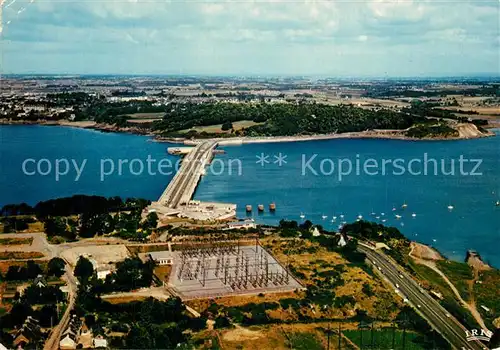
0;125;178;205
1;125;499;266
195;133;500;267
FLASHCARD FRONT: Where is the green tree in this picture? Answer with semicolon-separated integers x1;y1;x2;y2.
47;257;66;277
126;324;152;349
43;217;67;236
26;260;42;279
221;121;233;131
74;256;94;284
144;212;158;229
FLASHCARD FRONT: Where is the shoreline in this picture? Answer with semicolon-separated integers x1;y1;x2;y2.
0;119;496;144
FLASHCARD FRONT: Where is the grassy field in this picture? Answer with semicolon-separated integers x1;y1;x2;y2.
179;120;263;134
436;260;473;301
153;265;172;282
0;251;44;260
124;112;165;119
287;332;324;350
473;269;500;328
0;237;33;246
262;238;402;321
408;259;479;328
344;329;424;350
199;323;350;350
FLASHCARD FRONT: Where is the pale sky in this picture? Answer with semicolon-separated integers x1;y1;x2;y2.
1;0;499;77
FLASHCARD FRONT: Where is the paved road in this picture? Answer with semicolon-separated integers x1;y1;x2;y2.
358;244;487;350
39;237;79;350
160;141;216;208
43;263;78;350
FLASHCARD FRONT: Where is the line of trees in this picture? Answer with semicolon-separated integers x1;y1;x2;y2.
1;195;150;218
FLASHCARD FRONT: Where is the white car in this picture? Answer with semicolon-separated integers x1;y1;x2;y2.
404;298;409;303
399;274;404;278
378;266;382;271
396;283;400;288
446;313;450;318
417;304;422;308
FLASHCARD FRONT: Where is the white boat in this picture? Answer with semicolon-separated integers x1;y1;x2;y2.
375;216;380;220
395;214;402;219
381;219;387;223
357;215;363;220
371;211;376;216
381;212;385;216
392;207;397;211
495;201;499;206
447;205;454;210
340;214;344;219
322;214;328;220
432;239;437;242
402;203;408;209
342;221;347;225
300;213;305;219
411;213;416;217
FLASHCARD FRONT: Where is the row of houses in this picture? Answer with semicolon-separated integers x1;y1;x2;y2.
60;315;107;349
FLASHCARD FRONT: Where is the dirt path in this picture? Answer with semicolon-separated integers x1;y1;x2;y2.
409;245;489;331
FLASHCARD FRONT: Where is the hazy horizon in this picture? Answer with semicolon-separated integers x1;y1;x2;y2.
1;0;499;77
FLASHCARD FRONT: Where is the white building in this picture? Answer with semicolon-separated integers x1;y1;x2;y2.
93;336;108;349
97;270;111;280
149;251;175;266
226;219;257;230
59;333;77;350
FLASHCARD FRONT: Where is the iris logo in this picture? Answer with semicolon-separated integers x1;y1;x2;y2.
465;328;493;342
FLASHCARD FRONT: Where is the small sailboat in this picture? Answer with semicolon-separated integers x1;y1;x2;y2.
395;214;402;219
322;214;328;220
381;219;387;223
370;211;376;216
342;221;347;225
375;216;380;220
432;238;437;243
496;201;499;206
300;213;305;219
392;207;397;211
402;202;408;209
357;214;363;220
411;213;417;218
381;212;385;216
340;214;345;219
332;216;337;222
447;205;454;211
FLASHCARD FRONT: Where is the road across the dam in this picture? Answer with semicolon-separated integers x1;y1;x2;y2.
159;140;217;208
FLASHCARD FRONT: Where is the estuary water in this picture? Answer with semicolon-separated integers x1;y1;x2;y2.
0;125;178;206
1;125;499;266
